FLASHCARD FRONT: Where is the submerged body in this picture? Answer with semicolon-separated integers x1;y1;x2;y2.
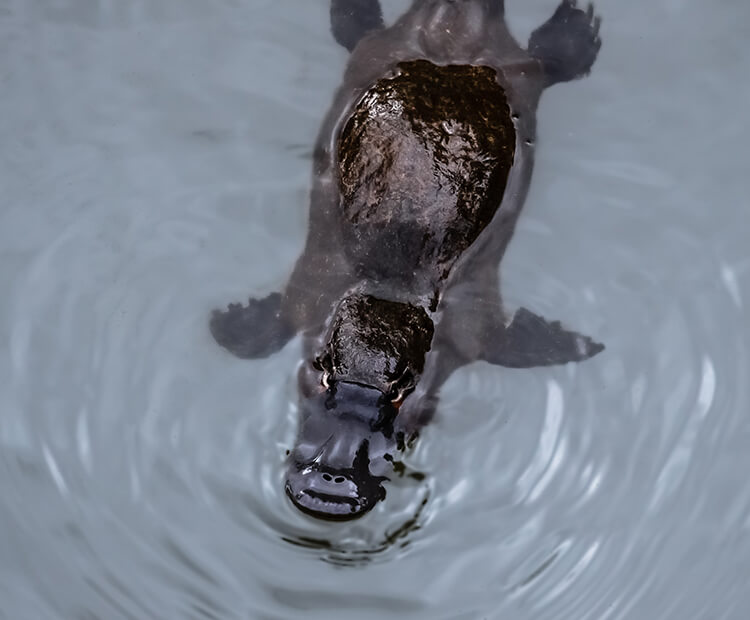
211;0;604;519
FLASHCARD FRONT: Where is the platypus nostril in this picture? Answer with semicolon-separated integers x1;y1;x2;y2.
285;470;371;520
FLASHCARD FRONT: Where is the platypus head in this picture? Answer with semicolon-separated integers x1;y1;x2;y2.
285;294;434;520
286;379;400;520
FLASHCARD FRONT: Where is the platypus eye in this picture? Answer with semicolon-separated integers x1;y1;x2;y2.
312;353;334;389
390;386;409;406
388;370;416;406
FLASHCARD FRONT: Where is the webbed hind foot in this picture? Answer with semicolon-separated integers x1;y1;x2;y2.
210;292;294;359
528;0;602;86
330;0;384;52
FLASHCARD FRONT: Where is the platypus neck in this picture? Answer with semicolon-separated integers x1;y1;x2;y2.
320;293;435;396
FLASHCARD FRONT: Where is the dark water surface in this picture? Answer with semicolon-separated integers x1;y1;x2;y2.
2;0;749;618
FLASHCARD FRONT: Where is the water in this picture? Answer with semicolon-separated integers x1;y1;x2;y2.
1;0;749;617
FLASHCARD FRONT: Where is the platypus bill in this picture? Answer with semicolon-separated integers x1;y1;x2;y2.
211;0;604;520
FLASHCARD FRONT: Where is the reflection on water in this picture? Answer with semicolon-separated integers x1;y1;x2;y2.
282;493;429;567
2;0;750;618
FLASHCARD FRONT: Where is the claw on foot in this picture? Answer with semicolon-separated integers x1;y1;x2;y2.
529;0;603;86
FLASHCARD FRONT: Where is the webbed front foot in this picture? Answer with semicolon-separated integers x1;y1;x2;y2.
528;0;602;86
484;307;604;368
210;292;294;359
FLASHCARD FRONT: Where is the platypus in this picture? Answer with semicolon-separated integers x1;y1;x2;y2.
211;0;604;520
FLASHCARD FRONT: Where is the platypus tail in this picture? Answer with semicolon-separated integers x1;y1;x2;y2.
404;0;504;60
410;0;503;14
330;0;506;54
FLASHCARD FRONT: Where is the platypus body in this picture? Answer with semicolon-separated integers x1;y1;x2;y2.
211;0;604;520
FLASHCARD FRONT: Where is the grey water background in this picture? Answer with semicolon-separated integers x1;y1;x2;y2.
1;0;748;617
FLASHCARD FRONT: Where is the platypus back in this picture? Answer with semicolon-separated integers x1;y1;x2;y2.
338;60;515;291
